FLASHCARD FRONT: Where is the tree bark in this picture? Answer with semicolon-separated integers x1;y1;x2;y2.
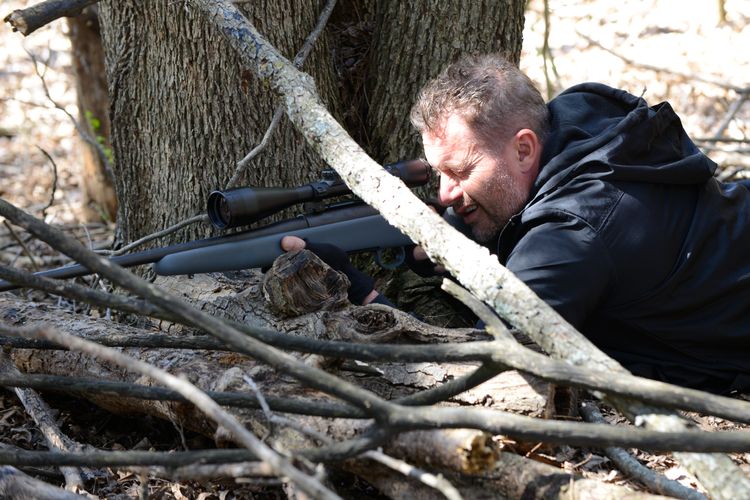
365;1;526;163
96;0;342;245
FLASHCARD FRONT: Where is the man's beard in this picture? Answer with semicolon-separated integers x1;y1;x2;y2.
470;168;527;244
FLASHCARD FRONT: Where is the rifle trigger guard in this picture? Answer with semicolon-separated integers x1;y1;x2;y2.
375;246;406;270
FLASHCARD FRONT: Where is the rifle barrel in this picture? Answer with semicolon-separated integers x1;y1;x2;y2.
0;204;379;292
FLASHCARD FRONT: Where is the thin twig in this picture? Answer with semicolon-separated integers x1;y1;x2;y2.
240;373;463;500
579;402;708;500
363;449;464;500
0;264;175;321
710;90;749;139
227;107;284;187
441;280;513;342
104;214;209;256
2;221;39;271
25;46;114;184
575;30;750;94
35;146;58;218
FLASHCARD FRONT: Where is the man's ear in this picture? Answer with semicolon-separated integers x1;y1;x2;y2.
514;128;541;174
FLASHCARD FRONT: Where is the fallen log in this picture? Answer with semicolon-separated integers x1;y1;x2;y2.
347;451;674;500
0;251;569;483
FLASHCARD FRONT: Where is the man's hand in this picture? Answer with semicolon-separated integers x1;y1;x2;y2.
280;236;380;305
405;245;446;277
404;199;447;277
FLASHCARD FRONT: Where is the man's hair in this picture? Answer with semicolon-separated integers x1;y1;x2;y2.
410;53;549;149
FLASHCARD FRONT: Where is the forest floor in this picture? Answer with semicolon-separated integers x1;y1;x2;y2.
1;0;749;498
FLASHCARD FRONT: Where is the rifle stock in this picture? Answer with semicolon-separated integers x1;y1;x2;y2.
154;205;411;275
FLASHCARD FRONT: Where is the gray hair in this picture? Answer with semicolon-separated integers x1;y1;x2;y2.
410;53;549;149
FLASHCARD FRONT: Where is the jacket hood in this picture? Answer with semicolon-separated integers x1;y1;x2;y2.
531;83;716;202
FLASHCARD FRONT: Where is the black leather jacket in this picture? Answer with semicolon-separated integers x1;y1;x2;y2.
496;83;750;394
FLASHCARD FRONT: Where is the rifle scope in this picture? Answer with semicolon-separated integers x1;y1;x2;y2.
207;159;430;229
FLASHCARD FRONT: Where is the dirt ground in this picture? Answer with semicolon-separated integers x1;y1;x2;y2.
1;0;749;498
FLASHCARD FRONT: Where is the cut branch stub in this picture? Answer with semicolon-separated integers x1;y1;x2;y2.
4;0;100;36
262;249;349;317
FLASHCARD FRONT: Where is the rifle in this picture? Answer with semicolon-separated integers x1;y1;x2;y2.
0;160;430;292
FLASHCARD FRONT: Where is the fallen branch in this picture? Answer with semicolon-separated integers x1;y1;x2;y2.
3;0;100;36
0;448;259;467
579;402;707;500
2;324;339;499
0;354;92;492
5;262;750;424
0;373;362;418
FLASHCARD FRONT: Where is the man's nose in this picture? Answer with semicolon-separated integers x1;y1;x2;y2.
438;173;463;206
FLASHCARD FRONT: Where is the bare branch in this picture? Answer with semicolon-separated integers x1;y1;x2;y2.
2;221;39;271
0;354;90;492
1;323;339;499
580;402;708;500
25;46;114;185
104;214;209;256
575;30;749;94
0;465;85;499
0;373;363;419
3;0;100;36
34;146;58;218
3;268;750;426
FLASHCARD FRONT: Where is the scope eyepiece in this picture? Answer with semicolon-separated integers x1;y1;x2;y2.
383;159;431;187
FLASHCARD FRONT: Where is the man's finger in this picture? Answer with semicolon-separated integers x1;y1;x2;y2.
280;235;306;252
413;245;429;261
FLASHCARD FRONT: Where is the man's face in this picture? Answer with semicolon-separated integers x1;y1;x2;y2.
422;114;530;244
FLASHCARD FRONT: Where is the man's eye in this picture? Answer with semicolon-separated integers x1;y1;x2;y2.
451;167;470;180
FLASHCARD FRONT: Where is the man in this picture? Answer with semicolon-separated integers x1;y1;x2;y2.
286;53;750;394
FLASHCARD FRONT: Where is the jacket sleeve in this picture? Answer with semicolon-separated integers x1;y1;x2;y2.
504;216;614;329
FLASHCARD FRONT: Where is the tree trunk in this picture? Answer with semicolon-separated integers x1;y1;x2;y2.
96;0;342;245
67;6;117;223
95;0;526;244
366;1;526;163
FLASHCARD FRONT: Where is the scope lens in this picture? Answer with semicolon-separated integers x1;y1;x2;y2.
219;198;230;223
207;191;230;229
